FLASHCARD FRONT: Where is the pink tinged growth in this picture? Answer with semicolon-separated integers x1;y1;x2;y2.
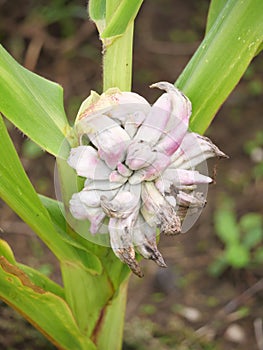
81;115;131;169
162;168;213;186
150;82;192;126
72;187;120;208
117;162;133;177
155;120;188;156
100;184;141;219
134;93;172;145
171;133;227;170
124;110;147;138
69;193;105;234
67;82;227;276
152;82;192;156
84;179;125;191
109;170;127;183
67;146;111;179
125;140;156;170
109;91;151;125
129;151;171;184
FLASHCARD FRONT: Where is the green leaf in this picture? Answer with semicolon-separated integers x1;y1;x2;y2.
61;263;113;335
240;213;262;232
255;41;263;56
0;45;71;157
240;213;262;248
205;0;227;34
18;263;65;298
226;244;250;268
0;238;64;298
88;0;106;34
101;0;144;39
89;0;106;21
0;238;16;264
214;202;239;245
0;115;86;264
0;257;96;350
176;0;263;134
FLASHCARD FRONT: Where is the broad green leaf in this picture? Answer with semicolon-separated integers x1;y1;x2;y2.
176;0;263;134
18;263;65;298
61;263;113;335
39;194;95;252
0;256;96;350
225;244;250;268
0;115;88;264
240;213;262;248
39;194;103;275
0;238;16;264
0;238;64;298
214;203;239;245
243;228;262;249
255;41;263;56
240;213;262;232
89;0;106;20
88;0;106;34
205;0;227;34
101;0;144;39
0;45;71;157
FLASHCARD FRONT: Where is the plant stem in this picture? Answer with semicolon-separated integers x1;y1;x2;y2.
91;280;129;349
103;0;134;91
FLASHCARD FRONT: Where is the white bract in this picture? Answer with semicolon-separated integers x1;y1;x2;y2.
68;82;226;277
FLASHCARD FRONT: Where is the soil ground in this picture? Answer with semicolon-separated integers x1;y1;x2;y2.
0;1;262;349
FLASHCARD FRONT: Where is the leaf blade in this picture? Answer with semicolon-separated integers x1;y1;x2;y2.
89;0;106;20
101;0;143;39
176;0;263;134
0;238;64;298
0;257;97;350
0;115;83;264
205;0;227;34
0;45;71;157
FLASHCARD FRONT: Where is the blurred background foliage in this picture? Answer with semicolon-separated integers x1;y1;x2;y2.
0;0;262;349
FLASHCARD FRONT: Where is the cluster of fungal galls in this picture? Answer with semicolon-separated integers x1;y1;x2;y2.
68;82;226;277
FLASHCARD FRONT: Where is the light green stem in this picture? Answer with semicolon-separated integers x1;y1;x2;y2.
103;0;134;91
91;280;129;349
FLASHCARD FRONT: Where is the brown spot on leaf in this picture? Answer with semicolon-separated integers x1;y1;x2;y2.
0;256;46;294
